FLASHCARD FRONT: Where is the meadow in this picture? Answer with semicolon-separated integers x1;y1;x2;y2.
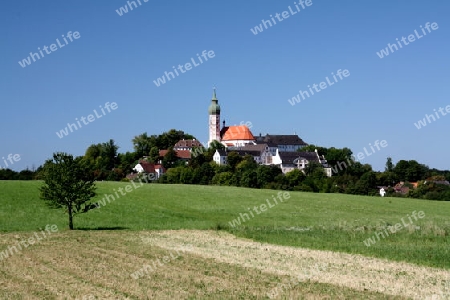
1;181;449;268
0;181;449;299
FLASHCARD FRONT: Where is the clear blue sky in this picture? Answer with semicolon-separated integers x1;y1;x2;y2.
1;0;449;172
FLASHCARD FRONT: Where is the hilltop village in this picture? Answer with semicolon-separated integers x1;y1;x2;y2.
133;89;332;179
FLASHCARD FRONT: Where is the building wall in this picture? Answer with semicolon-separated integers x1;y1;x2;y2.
133;164;144;173
213;152;227;165
277;144;305;152
208;114;221;147
221;139;256;147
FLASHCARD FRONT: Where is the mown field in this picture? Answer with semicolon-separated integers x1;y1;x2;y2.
0;181;449;299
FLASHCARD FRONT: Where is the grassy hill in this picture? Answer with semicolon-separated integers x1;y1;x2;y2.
1;180;449;270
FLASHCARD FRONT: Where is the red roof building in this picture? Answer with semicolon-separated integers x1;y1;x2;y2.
159;150;191;160
220;125;255;142
174;139;203;151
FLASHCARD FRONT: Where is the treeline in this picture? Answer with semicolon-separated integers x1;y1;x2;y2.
0;168;35;180
1;129;195;181
3;129;450;201
155;144;450;201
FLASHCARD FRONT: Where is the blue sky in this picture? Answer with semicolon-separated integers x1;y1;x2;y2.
1;0;449;172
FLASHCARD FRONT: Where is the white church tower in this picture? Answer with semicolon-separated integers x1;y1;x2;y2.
208;88;221;147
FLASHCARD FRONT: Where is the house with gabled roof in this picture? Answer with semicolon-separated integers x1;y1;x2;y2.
220;124;256;147
174;139;203;151
133;160;165;179
272;149;332;176
158;149;191;164
213;149;227;165
159;149;191;159
256;134;308;155
228;143;272;164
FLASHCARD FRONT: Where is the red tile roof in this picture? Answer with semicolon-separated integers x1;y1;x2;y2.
159;150;191;159
139;161;156;173
221;125;255;141
174;139;203;148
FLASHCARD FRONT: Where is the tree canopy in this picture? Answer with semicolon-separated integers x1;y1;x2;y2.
40;152;97;230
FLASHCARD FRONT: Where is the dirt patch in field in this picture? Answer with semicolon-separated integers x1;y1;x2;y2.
139;230;450;300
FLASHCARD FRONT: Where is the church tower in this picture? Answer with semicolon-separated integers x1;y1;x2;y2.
208;88;221;147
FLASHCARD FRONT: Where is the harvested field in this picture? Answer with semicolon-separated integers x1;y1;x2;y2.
1;230;448;299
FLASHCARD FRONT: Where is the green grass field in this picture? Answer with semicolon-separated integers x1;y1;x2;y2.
1;180;449;270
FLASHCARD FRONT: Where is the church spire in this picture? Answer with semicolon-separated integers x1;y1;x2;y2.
208;86;220;115
212;86;217;100
208;87;221;147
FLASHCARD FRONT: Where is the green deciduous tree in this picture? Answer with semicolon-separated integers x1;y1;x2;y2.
39;152;97;230
83;139;120;180
117;151;139;175
132;132;153;158
212;171;233;185
352;171;377;195
376;171;398;187
159;129;194;149
393;160;428;182
285;169;305;188
164;166;183;183
189;150;207;168
240;170;258;188
180;167;194;184
162;147;179;169
304;162;323;176
226;152;243;171
256;165;282;188
102;139;119;171
149;146;160;164
385;157;394;172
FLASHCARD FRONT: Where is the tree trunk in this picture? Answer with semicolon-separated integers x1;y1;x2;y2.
68;204;74;230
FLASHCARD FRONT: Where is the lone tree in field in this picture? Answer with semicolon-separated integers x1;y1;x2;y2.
40;152;97;230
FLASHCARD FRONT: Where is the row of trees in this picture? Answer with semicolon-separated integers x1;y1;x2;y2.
132;130;195;159
3;128;450;201
0;168;35;180
154;144;450;201
1;129;198;181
